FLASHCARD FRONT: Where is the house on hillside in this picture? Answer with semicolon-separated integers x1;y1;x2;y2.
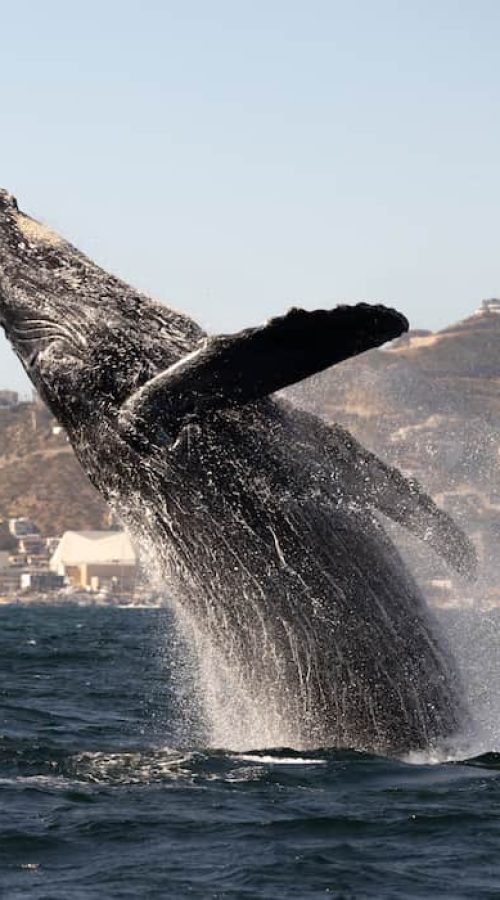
50;531;139;593
9;518;41;539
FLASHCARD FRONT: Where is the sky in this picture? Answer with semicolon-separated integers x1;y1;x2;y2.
1;0;500;392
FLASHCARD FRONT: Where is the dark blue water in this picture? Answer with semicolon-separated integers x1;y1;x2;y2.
1;604;500;899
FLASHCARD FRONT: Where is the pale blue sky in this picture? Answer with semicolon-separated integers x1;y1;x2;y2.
1;0;500;392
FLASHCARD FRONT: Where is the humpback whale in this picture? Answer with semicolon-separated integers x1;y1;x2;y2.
0;189;476;755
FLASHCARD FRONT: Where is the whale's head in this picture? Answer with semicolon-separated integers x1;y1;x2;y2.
0;189;203;427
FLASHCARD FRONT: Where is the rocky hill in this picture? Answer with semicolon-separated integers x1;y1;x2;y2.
0;401;109;536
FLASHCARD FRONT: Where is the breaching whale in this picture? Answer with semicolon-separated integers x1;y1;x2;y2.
0;189;476;755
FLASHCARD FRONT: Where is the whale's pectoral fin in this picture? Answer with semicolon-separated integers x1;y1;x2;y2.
324;421;478;580
119;303;408;426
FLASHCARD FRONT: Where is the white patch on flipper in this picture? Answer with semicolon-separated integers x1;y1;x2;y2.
231;754;327;765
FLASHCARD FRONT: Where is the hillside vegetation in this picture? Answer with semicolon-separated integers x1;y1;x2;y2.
0;402;108;535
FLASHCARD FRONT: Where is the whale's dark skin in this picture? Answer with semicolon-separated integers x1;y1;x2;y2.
0;189;476;754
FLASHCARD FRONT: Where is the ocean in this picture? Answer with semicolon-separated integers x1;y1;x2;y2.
0;603;499;900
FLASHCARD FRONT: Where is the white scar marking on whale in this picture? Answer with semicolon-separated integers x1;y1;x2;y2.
269;525;287;568
15;214;64;246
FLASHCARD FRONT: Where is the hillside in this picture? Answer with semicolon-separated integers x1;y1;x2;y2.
0;401;109;535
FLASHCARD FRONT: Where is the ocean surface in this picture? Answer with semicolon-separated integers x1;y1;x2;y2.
1;603;500;900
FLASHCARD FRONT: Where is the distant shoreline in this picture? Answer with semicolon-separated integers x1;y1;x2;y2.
0;592;165;608
0;593;498;613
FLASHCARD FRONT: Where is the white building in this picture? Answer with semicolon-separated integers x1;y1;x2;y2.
50;530;138;592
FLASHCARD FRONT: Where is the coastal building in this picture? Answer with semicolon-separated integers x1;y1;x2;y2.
21;572;65;592
46;536;62;556
18;534;47;556
0;569;23;595
9;518;41;539
0;549;23;594
475;298;500;316
50;530;138;593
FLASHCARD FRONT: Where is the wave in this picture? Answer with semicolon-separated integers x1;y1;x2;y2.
0;735;499;790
